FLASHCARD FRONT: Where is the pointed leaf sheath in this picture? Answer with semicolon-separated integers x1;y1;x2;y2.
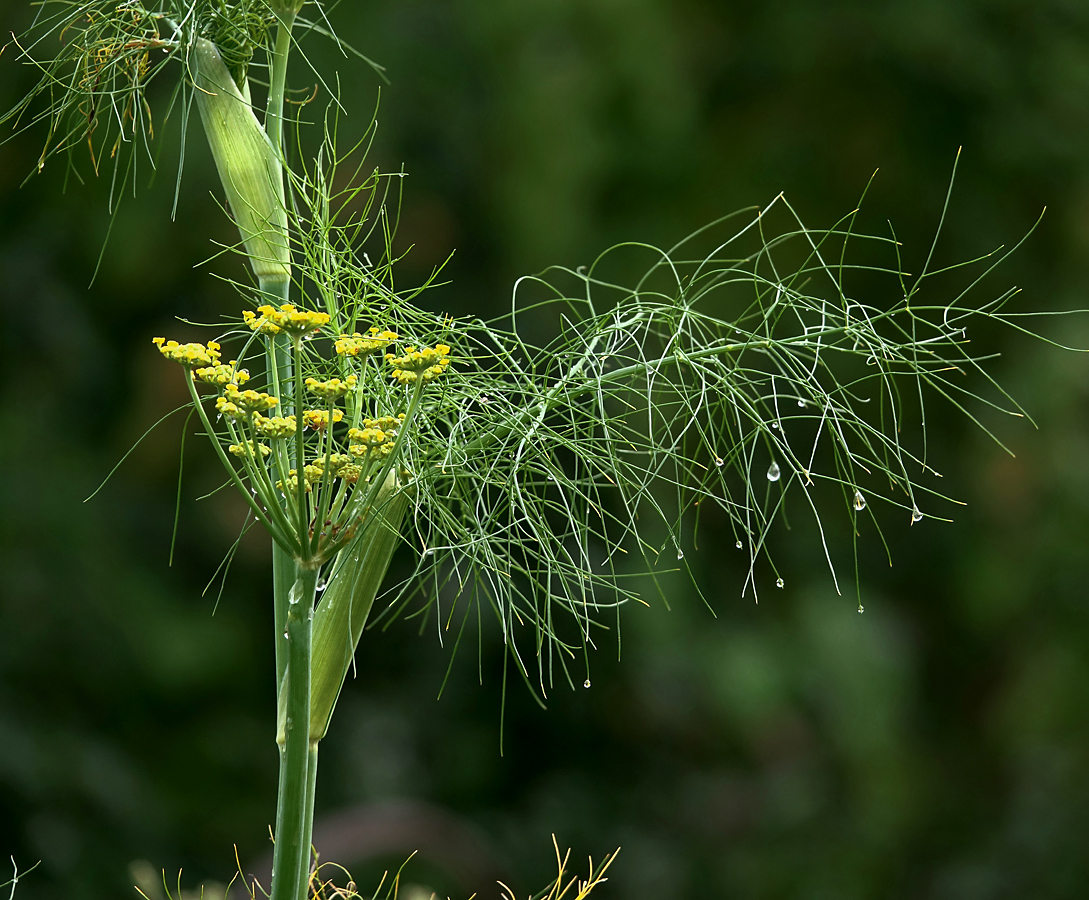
275;472;410;744
192;39;291;284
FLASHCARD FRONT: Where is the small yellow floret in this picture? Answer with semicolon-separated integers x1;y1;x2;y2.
335;327;399;357
244;304;330;337
362;414;406;432
195;361;250;386
253;414;297;438
386;344;451;385
276;470;312;494
338;463;363;484
229;440;271;458
305;375;358;401
302;409;344;431
348;426;395;460
223;383;279;413
153;337;222;367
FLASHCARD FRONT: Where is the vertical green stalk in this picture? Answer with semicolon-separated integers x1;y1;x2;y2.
266;14;296;167
263;278;294;693
270;565;317;900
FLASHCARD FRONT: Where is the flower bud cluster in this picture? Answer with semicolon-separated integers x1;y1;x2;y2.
303;409;344;431
347;414;406;461
386;344;451;384
196;362;250;386
243;303;330;337
153;337;222;367
305;375;358;400
335;328;399;357
254;414;297;438
229;440;271;458
216;384;280;419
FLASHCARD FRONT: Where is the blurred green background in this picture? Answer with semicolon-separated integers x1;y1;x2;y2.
3;1;1089;898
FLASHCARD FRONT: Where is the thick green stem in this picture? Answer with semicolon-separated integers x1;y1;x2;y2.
270;565;317;900
266;16;296;170
263;276;295;692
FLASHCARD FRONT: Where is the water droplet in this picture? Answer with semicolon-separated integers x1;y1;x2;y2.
676;548;684;560
547;474;555;482
771;422;779;430
583;679;591;688
714;456;724;467
911;506;923;524
288;582;302;605
766;462;781;482
283;630;289;640
853;490;866;511
424;548;434;556
797;399;806;408
857;604;865;614
315;578;327;592
776;577;784;588
735;540;743;549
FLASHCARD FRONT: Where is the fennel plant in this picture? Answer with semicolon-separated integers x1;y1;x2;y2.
3;2;1067;898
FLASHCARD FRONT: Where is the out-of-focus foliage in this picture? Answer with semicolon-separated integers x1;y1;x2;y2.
2;1;1088;899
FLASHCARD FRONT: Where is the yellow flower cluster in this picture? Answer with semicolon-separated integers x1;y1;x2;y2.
338;463;363;484
195;362;250;386
305;375;358;401
386;344;451;385
153;337;222;367
253;414;297;438
347;415;404;460
302;409;344;431
243;303;331;337
229;440;271;458
335;328;399;357
276;470;311;494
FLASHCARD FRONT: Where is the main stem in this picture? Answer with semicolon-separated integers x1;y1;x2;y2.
264;13;314;900
270;565;318;900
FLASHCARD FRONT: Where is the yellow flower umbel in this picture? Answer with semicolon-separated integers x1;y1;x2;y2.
305;375;357;401
386;344;452;385
335;328;398;357
302;409;343;431
230;440;272;458
244;303;330;338
195;362;251;386
253;414;298;438
347;416;405;461
153;337;222;367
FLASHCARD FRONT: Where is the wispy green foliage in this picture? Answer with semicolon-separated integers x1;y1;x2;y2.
185;128;1042;700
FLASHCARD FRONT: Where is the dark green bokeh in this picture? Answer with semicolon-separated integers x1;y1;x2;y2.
2;1;1088;898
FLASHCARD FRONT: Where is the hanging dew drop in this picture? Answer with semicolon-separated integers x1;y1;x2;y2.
288;582;302;605
767;462;781;482
735;540;743;549
547;474;555;482
797;399;806;408
776;577;784;588
853;490;866;511
771;422;779;429
911;506;923;524
283;630;289;640
583;679;591;689
715;456;724;467
676;548;684;560
857;604;865;614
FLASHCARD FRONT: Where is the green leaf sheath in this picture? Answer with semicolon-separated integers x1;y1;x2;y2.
309;471;410;741
192;38;290;285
